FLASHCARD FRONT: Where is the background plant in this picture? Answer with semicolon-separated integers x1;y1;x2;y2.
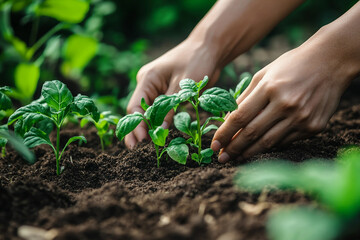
8;80;100;175
174;76;238;164
80;110;119;151
235;148;360;240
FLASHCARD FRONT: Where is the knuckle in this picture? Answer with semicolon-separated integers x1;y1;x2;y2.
136;65;159;83
296;108;311;122
263;81;278;96
306;121;326;134
260;137;275;149
241;126;257;141
228;111;246;126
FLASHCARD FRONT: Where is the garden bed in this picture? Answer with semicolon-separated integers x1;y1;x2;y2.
1;80;360;240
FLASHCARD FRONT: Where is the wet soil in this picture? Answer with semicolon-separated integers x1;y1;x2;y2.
1;80;360;240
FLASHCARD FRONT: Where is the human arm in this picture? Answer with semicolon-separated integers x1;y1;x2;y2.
211;1;360;162
125;0;304;148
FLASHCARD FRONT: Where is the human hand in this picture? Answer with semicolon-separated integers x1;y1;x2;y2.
125;39;221;148
211;35;355;162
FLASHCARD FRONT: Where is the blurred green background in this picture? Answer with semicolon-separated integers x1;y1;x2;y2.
0;0;357;113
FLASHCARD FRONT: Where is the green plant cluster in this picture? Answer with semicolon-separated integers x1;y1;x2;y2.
235;148;360;240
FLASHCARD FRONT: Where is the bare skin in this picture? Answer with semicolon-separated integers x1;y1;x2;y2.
126;0;360;162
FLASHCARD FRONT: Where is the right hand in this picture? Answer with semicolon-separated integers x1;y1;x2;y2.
125;39;221;148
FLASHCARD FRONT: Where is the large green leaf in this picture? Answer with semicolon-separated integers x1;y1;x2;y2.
148;126;168;147
72;94;100;122
179;78;197;91
174;112;191;135
115;112;143;141
62;34;98;75
148;95;181;127
167;138;189;165
177;89;197;101
267;207;341;240
36;0;89;23
24;128;55;152
14;63;40;101
0;86;12;111
41;80;73;112
199;87;238;114
8;103;53;135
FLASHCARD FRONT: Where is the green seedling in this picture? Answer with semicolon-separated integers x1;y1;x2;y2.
8;80;99;175
235;148;360;240
80;111;119;151
229;72;252;99
174;76;238;164
116;94;188;167
0;86;13;121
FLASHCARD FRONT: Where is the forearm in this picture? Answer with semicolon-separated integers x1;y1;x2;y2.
187;0;305;68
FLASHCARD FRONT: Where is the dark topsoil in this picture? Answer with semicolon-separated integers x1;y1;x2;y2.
1;80;360;240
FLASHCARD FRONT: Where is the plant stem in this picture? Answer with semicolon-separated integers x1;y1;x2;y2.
1;147;5;158
56;125;60;175
154;144;160;168
29;17;39;47
195;103;202;164
100;136;104;151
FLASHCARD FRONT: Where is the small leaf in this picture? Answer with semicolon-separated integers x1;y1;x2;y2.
148;126;168;147
24;128;54;151
168;137;187;146
177;89;197;101
41;80;73;111
234;72;252;99
60;136;86;159
72;94;100;122
202;124;218;134
141;98;149;111
80;118;89;128
267;207;341;240
199;87;238;114
115;112;143;141
167;142;189;165
200;148;213;164
0;87;12;111
149;95;181;127
191;153;199;163
174;112;191;135
197;76;209;91
179;78;197;91
36;0;89;23
14;63;40;101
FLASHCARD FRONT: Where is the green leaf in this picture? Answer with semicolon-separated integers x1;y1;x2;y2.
141;98;149;111
179;78;197;91
201;116;224;132
0;128;35;164
197;76;209;91
0;86;12;111
177;89;197;101
0;125;8;147
174;112;191;135
200;148;213;163
202;124;218;134
149;95;181;127
199;87;238;114
36;0;89;23
267;207;341;240
24;127;54;151
41;80;73;112
72;94;100;122
62;34;98;75
233;72;252;99
191;153;199;163
8;103;52;136
167;140;189;165
80;118;89;128
148;126;168;147
115;112;143;141
14;63;40;101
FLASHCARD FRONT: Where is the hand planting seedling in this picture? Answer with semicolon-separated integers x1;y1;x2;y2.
235;148;360;240
80;111;119;151
174;76;238;164
116;94;188;167
8;80;100;175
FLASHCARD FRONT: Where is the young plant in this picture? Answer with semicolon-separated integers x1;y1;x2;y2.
173;76;238;164
80;111;119;151
8;80;99;175
116;94;188;167
235;148;360;240
229;72;252;99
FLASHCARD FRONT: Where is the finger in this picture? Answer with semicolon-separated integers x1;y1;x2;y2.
278;131;309;147
211;86;269;152
235;70;266;105
239;120;294;160
133;120;149;142
125;132;137;149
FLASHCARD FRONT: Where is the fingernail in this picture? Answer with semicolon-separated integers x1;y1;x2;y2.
218;152;230;163
211;140;221;152
161;121;169;129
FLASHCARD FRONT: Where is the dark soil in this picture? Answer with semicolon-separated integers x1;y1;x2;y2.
1;79;360;240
